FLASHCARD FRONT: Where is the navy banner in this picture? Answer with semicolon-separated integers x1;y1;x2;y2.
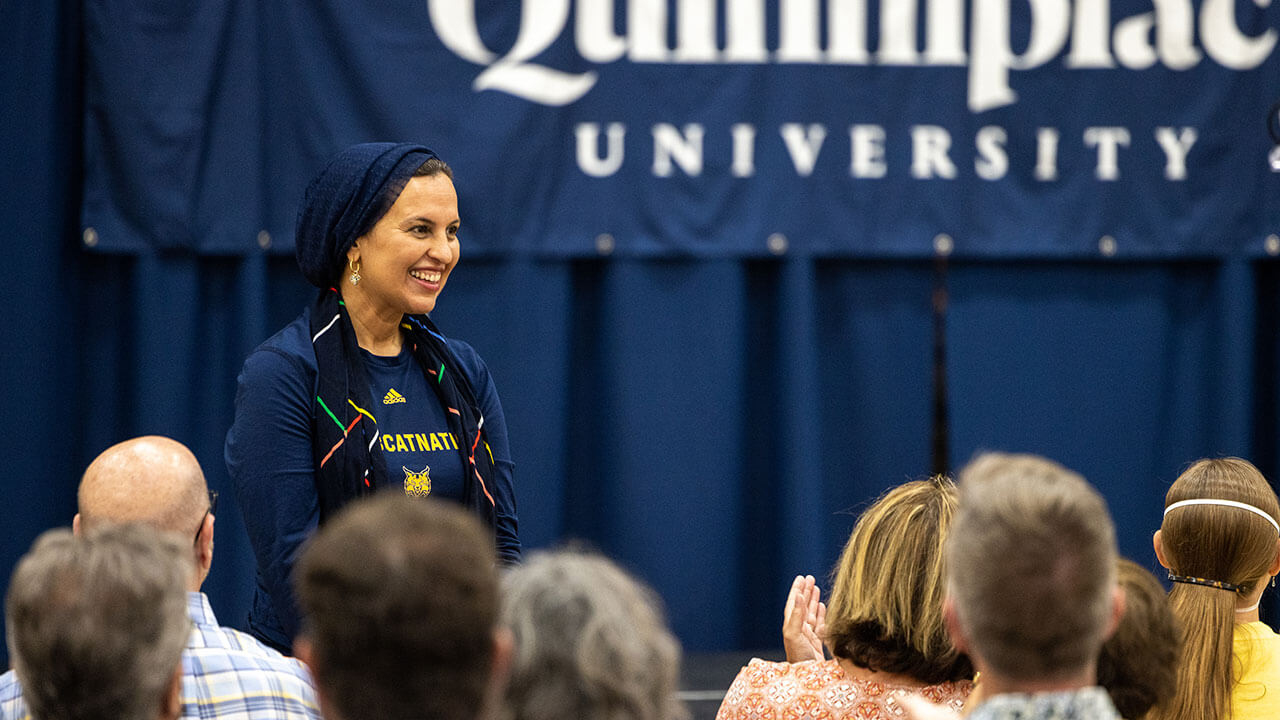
82;0;1280;257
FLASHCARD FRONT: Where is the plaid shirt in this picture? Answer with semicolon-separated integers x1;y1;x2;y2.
0;592;321;720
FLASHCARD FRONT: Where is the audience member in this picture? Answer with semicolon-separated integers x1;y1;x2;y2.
5;525;190;720
499;549;688;720
294;494;510;720
1150;457;1280;720
1095;559;1180;720
954;557;1180;720
717;477;973;720
0;435;320;719
938;452;1123;720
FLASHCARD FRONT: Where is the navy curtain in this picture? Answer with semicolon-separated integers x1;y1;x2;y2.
3;0;1280;666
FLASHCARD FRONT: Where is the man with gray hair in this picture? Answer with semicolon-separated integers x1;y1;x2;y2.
6;524;191;720
0;436;320;720
938;452;1125;720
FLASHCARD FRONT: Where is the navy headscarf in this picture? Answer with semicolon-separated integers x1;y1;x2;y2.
295;142;438;287
294;143;501;531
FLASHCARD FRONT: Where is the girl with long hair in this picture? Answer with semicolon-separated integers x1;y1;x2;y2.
1152;457;1280;720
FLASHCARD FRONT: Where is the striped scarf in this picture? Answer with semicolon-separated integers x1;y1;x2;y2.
307;287;498;525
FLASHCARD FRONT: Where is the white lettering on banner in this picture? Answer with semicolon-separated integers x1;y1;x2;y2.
911;126;959;179
428;0;596;106
1084;126;1131;180
424;0;1277;112
731;123;757;177
576;1;627;62
1154;126;1198;180
653;124;705;176
780;123;828;176
573;122;1199;181
850;125;888;178
1065;0;1114;67
1203;0;1278;67
969;0;1070;113
1035;128;1061;181
975;126;1009;180
576;122;626;177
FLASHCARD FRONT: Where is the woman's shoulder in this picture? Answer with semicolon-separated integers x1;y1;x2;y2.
914;678;973;707
720;659;971;720
1234;621;1280;676
417;319;491;385
444;336;481;362
1232;623;1280;718
239;310;317;382
1237;621;1280;643
256;310;314;356
724;658;845;697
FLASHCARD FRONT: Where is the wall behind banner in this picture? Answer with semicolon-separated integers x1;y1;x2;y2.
3;0;1280;667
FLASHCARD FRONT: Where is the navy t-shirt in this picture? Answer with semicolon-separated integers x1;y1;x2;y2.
361;346;465;503
228;308;520;653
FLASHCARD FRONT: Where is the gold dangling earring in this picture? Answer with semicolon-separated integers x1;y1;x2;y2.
349;257;361;286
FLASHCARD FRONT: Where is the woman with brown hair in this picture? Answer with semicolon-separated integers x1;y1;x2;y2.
1096;559;1180;720
1151;457;1280;720
716;477;973;720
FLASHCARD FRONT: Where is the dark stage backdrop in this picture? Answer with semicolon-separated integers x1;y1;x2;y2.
3;1;1280;666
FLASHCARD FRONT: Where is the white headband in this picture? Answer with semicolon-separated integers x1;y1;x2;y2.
1164;499;1280;534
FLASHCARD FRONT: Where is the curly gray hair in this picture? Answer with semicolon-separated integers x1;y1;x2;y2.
500;550;689;720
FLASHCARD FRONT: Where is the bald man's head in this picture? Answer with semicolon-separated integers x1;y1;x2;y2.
77;436;209;537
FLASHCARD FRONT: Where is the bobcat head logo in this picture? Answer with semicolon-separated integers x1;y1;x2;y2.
403;465;431;498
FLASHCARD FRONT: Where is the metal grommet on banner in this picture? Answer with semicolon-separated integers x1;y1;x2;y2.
1266;234;1280;256
82;227;98;248
1099;235;1117;257
767;233;788;256
595;233;615;256
933;233;954;256
257;230;272;250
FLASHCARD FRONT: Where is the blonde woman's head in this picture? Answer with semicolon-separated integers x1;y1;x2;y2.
825;476;972;684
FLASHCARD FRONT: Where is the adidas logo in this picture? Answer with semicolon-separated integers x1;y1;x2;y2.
383;388;406;405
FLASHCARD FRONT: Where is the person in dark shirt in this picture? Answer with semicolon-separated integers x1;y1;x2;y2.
226;143;520;652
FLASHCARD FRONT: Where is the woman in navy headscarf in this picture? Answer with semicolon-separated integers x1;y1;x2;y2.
226;143;520;653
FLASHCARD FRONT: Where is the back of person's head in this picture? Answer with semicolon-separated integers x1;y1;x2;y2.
5;524;190;720
295;494;501;720
945;452;1117;683
1097;559;1180;720
77;435;210;536
499;550;688;720
1151;457;1280;720
824;476;972;684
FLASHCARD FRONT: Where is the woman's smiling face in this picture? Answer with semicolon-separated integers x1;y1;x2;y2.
347;172;460;318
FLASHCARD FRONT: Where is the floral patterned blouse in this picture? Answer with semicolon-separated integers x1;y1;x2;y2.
716;658;972;720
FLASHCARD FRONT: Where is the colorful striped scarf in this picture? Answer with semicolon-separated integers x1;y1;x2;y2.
307;287;498;526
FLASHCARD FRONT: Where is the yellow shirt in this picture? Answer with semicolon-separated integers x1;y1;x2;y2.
1232;621;1280;720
